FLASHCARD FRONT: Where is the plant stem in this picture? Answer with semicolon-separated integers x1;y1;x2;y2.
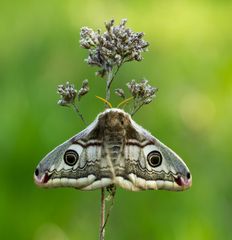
100;188;106;240
102;186;116;231
100;63;122;240
72;103;87;125
105;63;122;102
131;102;144;116
105;70;113;102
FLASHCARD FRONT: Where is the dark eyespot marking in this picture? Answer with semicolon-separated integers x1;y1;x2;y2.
64;150;79;166
147;150;162;168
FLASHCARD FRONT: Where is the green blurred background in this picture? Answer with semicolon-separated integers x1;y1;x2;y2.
1;0;232;239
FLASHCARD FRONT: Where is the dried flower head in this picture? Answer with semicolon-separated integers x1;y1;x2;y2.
78;79;90;101
115;88;125;99
80;19;149;77
127;79;158;105
57;82;77;106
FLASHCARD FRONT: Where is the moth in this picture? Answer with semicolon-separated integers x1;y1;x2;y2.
34;108;192;191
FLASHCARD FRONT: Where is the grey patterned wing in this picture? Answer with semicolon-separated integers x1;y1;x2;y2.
34;118;114;190
113;119;192;191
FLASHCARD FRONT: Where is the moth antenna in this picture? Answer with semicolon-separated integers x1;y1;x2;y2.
96;96;113;108
117;97;133;108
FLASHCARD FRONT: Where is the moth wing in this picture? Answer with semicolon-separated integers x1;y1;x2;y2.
114;119;191;191
35;118;115;190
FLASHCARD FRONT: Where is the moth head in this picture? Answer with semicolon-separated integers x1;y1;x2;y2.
34;139;82;187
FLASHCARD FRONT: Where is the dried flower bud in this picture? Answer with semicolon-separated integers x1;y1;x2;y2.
115;88;125;99
80;27;99;49
96;69;106;78
126;79;136;97
57;82;77;106
78;79;90;101
143;98;153;104
105;19;114;32
127;79;157;104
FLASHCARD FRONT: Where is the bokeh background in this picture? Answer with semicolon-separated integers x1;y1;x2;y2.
1;0;232;239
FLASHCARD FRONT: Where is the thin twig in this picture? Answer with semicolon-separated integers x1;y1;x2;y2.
105;62;123;102
131;102;144;116
99;188;106;240
72;103;87;125
105;70;113;103
101;186;116;231
100;62;122;240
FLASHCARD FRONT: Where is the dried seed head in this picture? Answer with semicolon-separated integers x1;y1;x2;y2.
127;79;158;104
57;82;77;106
78;79;90;101
80;19;149;77
115;88;125;99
